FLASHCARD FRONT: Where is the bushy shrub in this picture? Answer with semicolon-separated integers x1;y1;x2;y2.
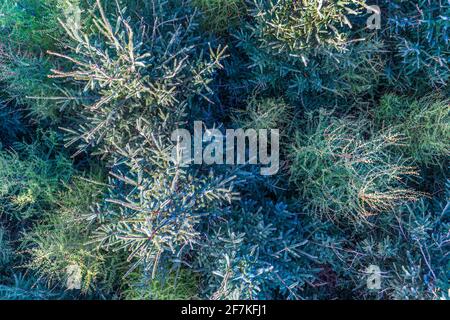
374;94;450;166
0;131;73;220
237;0;384;102
195;200;343;299
381;0;450;92
123;269;199;300
0;49;65;120
345;196;450;300
50;0;227;158
50;0;238;278
289;111;420;226
91;163;237;277
0;100;27;146
192;0;245;33
22;174;119;295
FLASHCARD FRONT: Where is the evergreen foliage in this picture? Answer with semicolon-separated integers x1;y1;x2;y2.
232;97;293;132
374;94;450;165
237;0;384;102
192;0;244;33
381;0;450;92
49;0;238;278
50;0;227;158
0;0;78;50
0;274;63;300
0;131;73;220
289;111;420;225
22;175;116;295
354;198;450;300
195;200;340;299
0;0;448;301
0;49;63;120
123;269;199;299
0;225;13;269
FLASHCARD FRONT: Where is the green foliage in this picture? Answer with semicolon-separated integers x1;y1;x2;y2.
123;269;199;300
92;164;237;276
289;111;420;226
0;225;13;269
0;0;81;51
0;100;27;144
347;197;450;300
192;0;245;33
248;0;367;53
235;0;384;103
51;0;227;158
232;97;293;132
381;0;450;92
0;1;85;122
0;131;73;220
22;174;117;295
0;49;64;120
0;274;63;300
374;94;450;165
195;200;340;299
51;0;237;278
0;0;448;301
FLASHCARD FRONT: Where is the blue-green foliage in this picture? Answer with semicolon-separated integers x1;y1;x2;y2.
0;100;27;145
236;0;384;104
335;192;450;300
0;225;13;270
382;0;450;92
48;0;237;280
0;274;64;300
196;200;340;299
123;268;199;300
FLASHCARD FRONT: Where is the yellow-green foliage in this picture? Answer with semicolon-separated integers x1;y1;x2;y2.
347;198;450;300
0;226;13;269
232;97;293;132
0;0;81;50
289;111;421;226
45;1;237;282
192;0;245;33
23;174;119;295
0;131;73;220
250;0;367;54
123;269;199;300
374;94;450;165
